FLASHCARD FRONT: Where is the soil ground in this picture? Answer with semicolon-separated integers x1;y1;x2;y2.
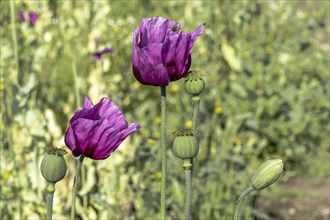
255;176;330;220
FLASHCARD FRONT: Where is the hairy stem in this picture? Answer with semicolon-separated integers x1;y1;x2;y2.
184;95;201;218
191;96;201;130
71;155;85;220
46;183;55;220
184;159;193;220
233;186;254;220
160;86;167;220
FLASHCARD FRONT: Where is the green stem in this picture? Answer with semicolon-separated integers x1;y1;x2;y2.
185;95;201;218
46;183;55;220
81;165;88;209
233;186;254;220
9;0;20;85
183;159;192;220
71;155;85;220
72;42;80;108
191;96;200;130
160;86;167;220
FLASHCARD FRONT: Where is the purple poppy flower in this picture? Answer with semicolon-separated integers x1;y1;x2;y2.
93;47;114;61
19;11;25;22
64;96;140;160
132;16;205;86
29;11;39;26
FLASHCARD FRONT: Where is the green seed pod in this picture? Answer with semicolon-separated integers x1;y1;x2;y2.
184;71;205;95
173;130;199;160
251;159;283;190
40;147;67;183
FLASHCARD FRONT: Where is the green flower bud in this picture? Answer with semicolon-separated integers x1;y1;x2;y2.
251;159;283;190
184;71;205;95
173;130;199;160
40;147;67;183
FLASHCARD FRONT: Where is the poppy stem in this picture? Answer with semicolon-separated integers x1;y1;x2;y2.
184;95;200;219
46;182;55;220
160;86;167;220
191;96;201;130
233;186;254;220
71;155;85;220
184;161;192;220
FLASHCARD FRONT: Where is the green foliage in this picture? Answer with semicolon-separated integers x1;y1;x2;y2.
1;0;329;219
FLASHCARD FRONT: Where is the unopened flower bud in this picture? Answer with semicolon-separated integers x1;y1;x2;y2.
251;159;283;190
184;71;205;95
40;147;67;183
173;130;199;160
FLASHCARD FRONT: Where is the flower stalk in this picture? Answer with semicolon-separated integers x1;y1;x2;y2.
184;160;193;220
160;86;167;220
71;155;85;220
233;186;254;220
191;96;201;130
46;183;55;220
233;159;283;220
182;71;205;219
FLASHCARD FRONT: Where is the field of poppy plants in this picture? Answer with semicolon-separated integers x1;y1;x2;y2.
1;1;329;220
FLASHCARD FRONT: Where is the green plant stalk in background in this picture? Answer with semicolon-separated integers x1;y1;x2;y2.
46;183;55;220
9;0;20;85
71;155;85;220
160;86;167;220
233;186;254;220
71;42;80;108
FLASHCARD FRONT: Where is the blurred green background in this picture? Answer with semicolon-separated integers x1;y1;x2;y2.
1;0;329;219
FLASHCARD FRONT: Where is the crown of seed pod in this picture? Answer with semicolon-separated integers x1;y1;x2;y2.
184;71;205;95
173;129;199;160
251;159;283;190
40;147;67;183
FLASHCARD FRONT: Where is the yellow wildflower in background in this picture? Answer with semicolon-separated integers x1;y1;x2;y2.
153;132;160;139
265;44;274;54
2;171;11;180
248;136;257;146
150;171;162;179
154;116;161;124
214;106;223;114
169;84;179;93
185;120;192;128
233;136;241;146
147;138;157;145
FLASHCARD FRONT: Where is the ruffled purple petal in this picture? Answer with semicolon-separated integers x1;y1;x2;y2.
64;126;79;156
162;31;191;81
83;96;94;109
133;28;170;86
139;16;180;47
92;131;122;160
65;96;140;160
92;122;141;160
132;17;205;86
188;23;205;53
